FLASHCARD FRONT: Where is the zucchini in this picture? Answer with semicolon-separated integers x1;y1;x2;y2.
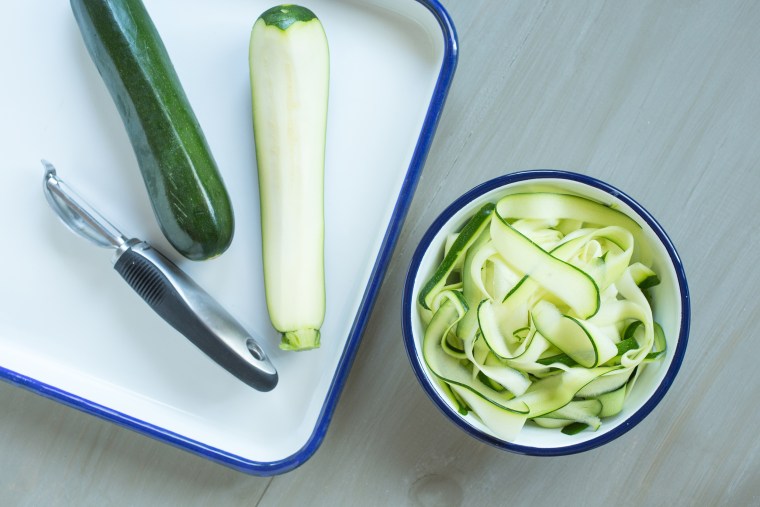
534;399;603;431
421;291;529;440
417;191;668;441
418;203;495;311
532;301;618;368
249;5;329;351
496;193;640;231
70;0;234;260
490;211;600;319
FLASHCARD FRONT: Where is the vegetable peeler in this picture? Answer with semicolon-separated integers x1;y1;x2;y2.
42;161;278;392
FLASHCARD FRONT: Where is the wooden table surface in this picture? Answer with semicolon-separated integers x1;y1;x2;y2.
3;1;760;505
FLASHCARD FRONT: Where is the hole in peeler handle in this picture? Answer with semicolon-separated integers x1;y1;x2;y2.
246;339;266;361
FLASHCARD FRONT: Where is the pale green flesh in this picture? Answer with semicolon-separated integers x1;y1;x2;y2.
250;11;329;350
422;291;529;415
418;192;667;440
490;213;600;319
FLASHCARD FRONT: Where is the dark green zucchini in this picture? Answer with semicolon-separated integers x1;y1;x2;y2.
70;0;234;260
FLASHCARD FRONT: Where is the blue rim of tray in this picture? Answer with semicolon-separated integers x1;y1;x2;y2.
401;170;691;456
0;0;459;476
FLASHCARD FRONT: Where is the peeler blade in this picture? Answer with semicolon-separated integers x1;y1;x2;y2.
42;160;128;249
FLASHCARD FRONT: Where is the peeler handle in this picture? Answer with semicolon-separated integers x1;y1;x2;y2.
113;241;278;392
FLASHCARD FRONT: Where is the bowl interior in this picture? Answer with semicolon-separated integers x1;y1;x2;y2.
405;172;688;453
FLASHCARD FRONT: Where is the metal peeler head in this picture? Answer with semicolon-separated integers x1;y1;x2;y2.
42;160;128;250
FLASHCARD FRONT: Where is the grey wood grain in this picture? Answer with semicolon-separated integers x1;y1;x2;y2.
3;0;760;505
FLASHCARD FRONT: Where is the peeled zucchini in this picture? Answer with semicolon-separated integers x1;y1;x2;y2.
70;0;234;261
249;5;329;351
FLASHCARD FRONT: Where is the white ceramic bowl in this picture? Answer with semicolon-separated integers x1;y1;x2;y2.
402;170;690;455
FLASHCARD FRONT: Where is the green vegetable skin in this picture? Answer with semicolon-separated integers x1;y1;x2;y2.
249;5;329;351
70;0;234;260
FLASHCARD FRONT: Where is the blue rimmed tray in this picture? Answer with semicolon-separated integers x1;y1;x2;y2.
0;0;457;474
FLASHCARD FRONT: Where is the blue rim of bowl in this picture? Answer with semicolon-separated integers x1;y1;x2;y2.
0;0;459;476
402;169;691;456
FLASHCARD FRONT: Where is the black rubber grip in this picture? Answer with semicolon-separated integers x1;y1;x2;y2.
115;250;167;308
